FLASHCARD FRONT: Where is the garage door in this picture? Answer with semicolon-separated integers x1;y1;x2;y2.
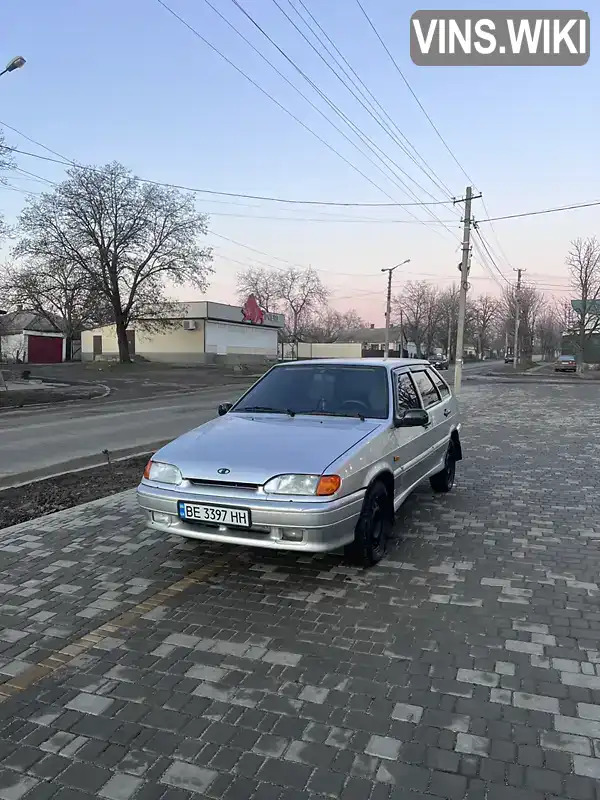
27;335;63;363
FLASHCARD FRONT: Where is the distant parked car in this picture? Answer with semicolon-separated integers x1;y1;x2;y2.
429;356;449;370
555;355;577;373
137;358;462;567
504;354;513;363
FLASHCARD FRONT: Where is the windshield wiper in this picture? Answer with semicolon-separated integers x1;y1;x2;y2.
297;410;366;422
236;406;296;417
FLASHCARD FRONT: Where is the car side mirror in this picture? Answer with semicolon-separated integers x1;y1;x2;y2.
218;402;233;416
394;408;429;428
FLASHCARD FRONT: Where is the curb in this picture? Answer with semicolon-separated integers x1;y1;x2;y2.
0;382;111;414
0;442;173;492
0;380;256;417
465;375;594;386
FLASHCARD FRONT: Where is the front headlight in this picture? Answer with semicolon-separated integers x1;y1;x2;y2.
143;460;183;485
263;474;341;496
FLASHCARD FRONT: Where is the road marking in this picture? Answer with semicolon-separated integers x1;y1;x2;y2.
0;551;238;702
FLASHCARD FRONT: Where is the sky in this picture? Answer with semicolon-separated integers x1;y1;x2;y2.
1;0;598;325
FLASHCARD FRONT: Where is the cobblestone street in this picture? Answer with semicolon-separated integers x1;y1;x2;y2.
1;381;600;800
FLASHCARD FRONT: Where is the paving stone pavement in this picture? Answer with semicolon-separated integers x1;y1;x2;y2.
1;381;600;799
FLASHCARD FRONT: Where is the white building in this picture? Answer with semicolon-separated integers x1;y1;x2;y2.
80;298;286;365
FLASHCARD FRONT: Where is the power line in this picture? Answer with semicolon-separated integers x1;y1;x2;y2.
0;183;38;196
353;0;473;185
263;0;452;204
348;1;521;284
198;0;416;210
471;237;504;290
208;211;457;223
214;233;386;277
262;0;461;236
290;0;455;201
154;0;430;210
192;0;455;236
8;136;597;230
480;197;515;272
13;166;57;186
479;199;600;222
1;140;456;207
472;227;509;284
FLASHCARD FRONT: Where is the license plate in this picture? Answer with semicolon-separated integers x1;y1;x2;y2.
178;502;251;528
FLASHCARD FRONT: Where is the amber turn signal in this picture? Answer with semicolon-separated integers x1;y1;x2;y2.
143;459;153;480
316;475;341;496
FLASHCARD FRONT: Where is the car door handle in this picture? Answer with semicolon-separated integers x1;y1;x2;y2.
444;409;451;417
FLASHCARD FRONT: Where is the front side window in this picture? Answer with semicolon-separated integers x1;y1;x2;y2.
232;364;390;419
411;370;441;408
395;371;420;413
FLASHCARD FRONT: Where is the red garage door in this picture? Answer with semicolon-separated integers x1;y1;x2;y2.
27;335;63;364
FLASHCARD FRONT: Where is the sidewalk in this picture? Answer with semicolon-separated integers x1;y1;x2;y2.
1;381;600;799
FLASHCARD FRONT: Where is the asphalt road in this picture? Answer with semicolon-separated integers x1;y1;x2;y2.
2;360;502;489
1;383;253;488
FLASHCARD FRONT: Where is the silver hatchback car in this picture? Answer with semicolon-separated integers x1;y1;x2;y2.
137;358;462;567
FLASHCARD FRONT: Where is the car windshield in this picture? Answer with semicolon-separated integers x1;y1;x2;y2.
232;364;390;419
560;356;575;361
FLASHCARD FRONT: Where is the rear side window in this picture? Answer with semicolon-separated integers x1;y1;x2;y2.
395;372;420;411
411;370;441;408
428;368;450;398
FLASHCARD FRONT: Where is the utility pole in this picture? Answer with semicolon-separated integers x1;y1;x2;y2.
453;186;481;394
399;309;405;357
382;258;410;359
513;268;525;369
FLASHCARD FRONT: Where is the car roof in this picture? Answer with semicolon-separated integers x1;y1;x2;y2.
559;355;575;359
273;358;431;371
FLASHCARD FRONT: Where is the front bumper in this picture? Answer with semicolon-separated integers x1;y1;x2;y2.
136;482;365;552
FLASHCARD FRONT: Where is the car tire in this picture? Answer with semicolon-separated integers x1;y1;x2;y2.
430;443;456;493
345;481;391;568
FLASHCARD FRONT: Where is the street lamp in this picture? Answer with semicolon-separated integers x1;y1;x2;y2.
0;56;26;78
381;259;410;359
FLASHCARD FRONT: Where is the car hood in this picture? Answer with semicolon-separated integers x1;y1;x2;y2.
153;413;381;485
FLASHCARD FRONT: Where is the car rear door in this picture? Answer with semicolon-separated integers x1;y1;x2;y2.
427;366;455;462
391;369;429;499
409;367;446;477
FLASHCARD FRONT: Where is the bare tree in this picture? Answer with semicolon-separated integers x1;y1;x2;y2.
393;281;442;357
302;308;364;343
0;259;109;359
471;294;500;359
277;267;329;345
14;162;213;362
236;266;282;313
500;285;545;364
536;307;562;361
437;284;459;360
566;236;600;370
236;265;329;348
